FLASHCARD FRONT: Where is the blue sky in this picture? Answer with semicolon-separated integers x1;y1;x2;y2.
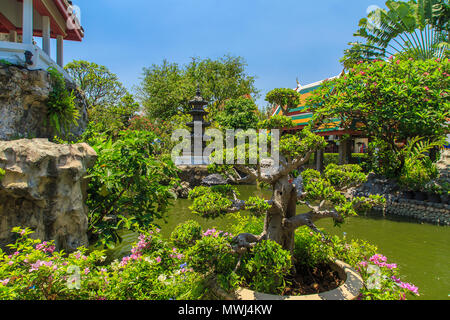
64;0;388;108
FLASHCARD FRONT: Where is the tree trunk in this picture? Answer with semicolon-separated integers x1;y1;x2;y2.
264;176;297;254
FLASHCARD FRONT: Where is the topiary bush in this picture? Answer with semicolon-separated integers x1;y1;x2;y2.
170;220;203;249
240;240;292;295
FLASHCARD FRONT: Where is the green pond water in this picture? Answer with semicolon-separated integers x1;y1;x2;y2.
105;185;450;300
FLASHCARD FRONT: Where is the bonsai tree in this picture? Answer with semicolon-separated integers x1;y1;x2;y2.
190;111;384;257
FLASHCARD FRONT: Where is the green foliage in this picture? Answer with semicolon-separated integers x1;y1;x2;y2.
189;192;233;218
244;196;271;216
398;137;442;190
0;227;206;300
341;0;449;69
86;130;178;248
137;55;259;120
279;129;327;160
0;168;4;182
216;97;260;130
301;165;385;223
88;94;140;138
65;60;138;139
170;221;203;249
65;60;127;109
186;232;237;275
240;240;292;294
308;57;449;177
46;67;79;137
324;164;368;190
265;88;301;115
258;114;295;130
294;227;334;268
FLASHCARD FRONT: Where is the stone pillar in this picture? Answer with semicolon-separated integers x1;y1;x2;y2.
22;0;33;45
315;149;324;172
42;16;51;55
57;35;64;67
9;30;17;43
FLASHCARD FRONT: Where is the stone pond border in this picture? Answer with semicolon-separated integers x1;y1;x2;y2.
212;259;364;301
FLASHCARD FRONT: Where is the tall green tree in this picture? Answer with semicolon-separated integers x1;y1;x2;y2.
216;97;260;130
65;60;127;108
341;0;449;69
136;55;259;120
65;60;139;137
307;57;449;177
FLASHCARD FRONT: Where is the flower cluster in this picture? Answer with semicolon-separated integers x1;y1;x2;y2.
357;254;419;299
368;254;397;270
35;241;56;254
120;234;154;267
202;228;232;238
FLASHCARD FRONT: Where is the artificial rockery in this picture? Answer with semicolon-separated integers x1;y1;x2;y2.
190;115;385;260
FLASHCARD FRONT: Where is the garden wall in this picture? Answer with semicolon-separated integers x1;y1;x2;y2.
371;196;450;226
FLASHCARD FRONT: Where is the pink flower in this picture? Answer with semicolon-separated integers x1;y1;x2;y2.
20;230;26;236
1;279;10;286
84;268;90;275
400;282;419;295
358;261;368;267
29;260;43;272
424;86;430;91
155;256;161;263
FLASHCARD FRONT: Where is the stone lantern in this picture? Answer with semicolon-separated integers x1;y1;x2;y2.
186;87;211;164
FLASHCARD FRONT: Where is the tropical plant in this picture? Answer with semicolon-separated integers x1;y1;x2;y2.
86;130;179;248
46;67;79;137
341;0;449;69
307;57;449;177
398;136;443;190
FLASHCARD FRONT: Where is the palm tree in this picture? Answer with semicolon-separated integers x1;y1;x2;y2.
341;0;449;69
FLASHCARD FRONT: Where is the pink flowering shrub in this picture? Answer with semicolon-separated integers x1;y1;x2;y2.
0;227;204;300
356;254;419;300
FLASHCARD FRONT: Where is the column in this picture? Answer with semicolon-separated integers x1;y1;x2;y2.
42;16;51;55
22;0;33;45
315;149;324;173
9;30;17;43
57;35;64;67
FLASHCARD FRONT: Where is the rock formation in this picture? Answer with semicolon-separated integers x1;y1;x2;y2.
0;139;97;252
0;64;88;141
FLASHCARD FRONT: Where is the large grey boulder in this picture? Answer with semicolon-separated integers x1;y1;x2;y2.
0;139;97;252
0;64;88;141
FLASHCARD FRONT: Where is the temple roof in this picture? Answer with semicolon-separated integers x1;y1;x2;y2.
0;0;83;41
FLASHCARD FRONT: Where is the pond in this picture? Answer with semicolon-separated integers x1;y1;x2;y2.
105;185;450;300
